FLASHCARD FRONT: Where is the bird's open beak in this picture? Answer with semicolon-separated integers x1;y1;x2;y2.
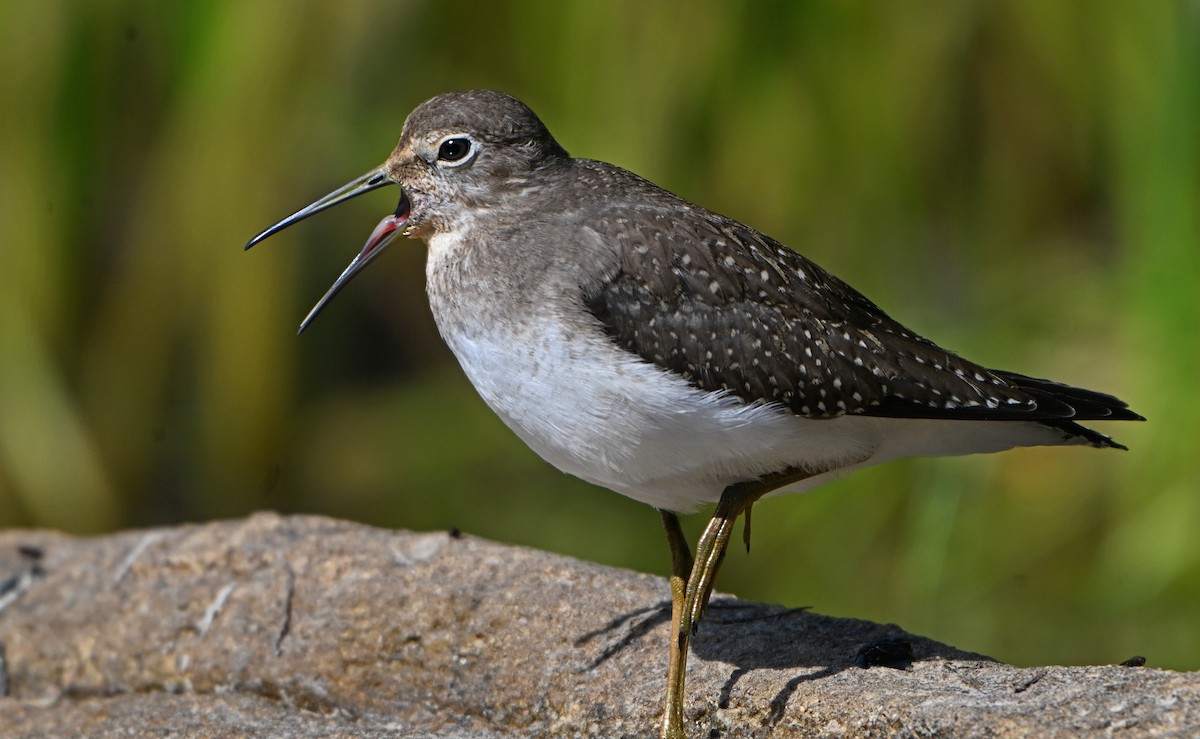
245;167;411;334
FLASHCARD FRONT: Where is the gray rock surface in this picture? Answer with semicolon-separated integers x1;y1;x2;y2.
0;513;1195;737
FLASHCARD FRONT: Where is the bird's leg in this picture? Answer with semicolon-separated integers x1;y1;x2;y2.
681;480;762;630
660;467;819;738
657;484;759;739
686;467;819;626
743;503;754;553
659;510;693;739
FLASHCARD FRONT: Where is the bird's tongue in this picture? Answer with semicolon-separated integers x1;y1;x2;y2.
361;191;411;258
360;216;402;259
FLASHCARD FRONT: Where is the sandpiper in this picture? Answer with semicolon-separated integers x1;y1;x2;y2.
247;90;1142;738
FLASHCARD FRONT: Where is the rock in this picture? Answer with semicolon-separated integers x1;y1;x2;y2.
0;514;1196;737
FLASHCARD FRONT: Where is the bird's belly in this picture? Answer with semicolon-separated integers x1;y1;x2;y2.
435;314;878;511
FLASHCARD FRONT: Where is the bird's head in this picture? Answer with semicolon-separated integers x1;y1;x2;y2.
246;90;567;332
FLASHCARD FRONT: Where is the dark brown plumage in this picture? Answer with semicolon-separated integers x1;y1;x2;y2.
580;171;1140;446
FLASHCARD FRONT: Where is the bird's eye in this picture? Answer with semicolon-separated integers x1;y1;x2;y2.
437;137;473;163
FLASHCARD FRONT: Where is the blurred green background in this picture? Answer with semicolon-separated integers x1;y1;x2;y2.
1;1;1197;671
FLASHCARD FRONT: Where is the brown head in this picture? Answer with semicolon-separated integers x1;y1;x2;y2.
245;90;568;332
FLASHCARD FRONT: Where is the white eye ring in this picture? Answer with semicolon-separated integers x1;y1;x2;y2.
434;135;477;168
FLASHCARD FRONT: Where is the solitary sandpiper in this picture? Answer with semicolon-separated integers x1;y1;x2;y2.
247;90;1142;738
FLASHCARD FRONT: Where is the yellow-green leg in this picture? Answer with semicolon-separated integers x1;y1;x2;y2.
659;510;693;739
680;480;764;638
658;468;818;739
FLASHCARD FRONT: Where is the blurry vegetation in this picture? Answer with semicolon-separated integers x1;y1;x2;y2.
1;2;1197;669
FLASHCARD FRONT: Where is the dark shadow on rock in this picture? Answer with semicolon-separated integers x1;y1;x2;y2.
574;591;996;730
692;597;994;725
574;600;671;671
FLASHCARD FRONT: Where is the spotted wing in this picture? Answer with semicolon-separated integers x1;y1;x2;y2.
583;205;1138;426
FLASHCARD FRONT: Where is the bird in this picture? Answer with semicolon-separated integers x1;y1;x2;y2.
246;90;1143;738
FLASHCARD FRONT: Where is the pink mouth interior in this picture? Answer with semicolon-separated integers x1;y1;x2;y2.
361;191;412;258
395;190;411;222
